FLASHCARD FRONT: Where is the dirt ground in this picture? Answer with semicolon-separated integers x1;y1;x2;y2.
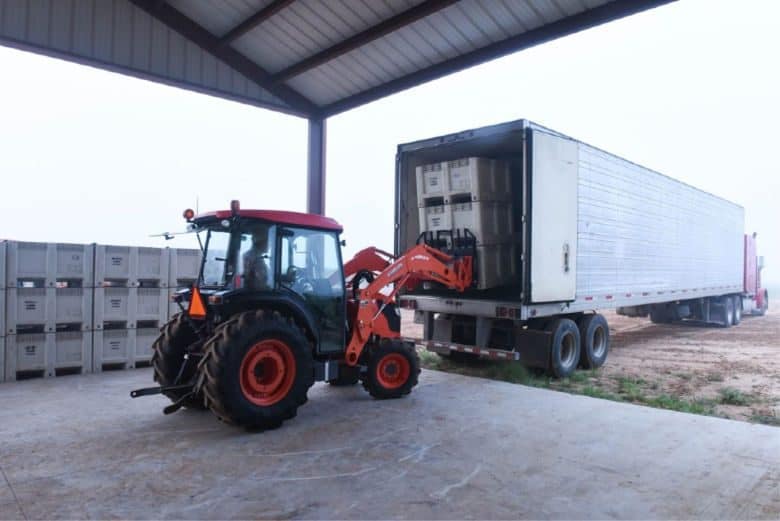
401;302;780;425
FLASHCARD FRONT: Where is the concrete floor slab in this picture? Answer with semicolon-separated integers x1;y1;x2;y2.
0;369;778;519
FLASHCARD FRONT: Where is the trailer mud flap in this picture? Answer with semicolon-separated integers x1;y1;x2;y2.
516;329;552;369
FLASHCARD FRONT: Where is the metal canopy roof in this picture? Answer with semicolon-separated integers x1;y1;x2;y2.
0;0;672;119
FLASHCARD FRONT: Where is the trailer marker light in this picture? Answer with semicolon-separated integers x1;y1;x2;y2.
183;208;195;221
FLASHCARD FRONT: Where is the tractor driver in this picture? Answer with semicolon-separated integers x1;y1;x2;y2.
242;227;271;290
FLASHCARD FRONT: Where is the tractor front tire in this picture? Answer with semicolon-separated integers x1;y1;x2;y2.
362;339;420;399
197;310;313;430
151;313;205;409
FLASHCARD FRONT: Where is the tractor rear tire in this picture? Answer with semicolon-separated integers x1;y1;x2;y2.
197;310;314;430
151;313;205;409
362;339;420;399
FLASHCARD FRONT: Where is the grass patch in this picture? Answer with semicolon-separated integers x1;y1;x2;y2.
644;394;716;415
616;377;646;402
567;370;592;384
750;413;780;427
718;387;753;406
482;363;549;387
417;352;751;423
417;349;442;369
581;385;623;402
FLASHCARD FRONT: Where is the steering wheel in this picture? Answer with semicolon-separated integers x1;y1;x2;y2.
285;265;314;294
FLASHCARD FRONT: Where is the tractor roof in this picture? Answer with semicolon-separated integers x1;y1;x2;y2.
196;209;342;232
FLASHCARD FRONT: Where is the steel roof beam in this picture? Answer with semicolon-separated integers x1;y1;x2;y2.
130;0;318;117
320;0;674;116
270;0;459;84
218;0;296;47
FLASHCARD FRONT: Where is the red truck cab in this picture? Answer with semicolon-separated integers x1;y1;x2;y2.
744;233;769;315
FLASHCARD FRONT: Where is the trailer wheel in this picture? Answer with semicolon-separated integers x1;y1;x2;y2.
718;297;734;328
732;296;742;325
197;310;313;430
577;314;609;369
362;339;420;399
546;319;581;378
151;313;205;409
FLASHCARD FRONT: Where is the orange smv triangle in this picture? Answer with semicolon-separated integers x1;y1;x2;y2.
188;287;207;319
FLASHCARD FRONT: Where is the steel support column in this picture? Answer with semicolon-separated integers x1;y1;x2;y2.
307;118;327;215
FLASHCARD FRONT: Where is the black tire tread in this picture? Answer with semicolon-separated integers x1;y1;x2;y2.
195;309;313;430
151;313;204;409
362;339;421;399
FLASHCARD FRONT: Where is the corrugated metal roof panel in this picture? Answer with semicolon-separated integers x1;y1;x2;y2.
0;0;670;116
168;0;271;37
0;0;294;113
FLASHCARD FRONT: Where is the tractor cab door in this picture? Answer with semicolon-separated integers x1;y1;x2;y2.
278;227;346;354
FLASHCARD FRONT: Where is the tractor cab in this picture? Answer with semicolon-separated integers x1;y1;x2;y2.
181;201;347;354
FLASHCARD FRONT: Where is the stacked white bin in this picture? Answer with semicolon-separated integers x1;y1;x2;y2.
92;246;168;371
3;241;94;381
167;248;202;319
416;158;518;289
0;241;5;382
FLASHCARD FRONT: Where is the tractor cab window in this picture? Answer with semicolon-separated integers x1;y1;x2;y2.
279;228;343;297
236;224;276;290
279;227;344;353
201;230;231;286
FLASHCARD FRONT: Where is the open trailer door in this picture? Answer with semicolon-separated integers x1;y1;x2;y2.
529;129;579;303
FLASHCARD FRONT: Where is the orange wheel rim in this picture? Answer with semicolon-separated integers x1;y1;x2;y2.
376;353;410;390
239;339;296;406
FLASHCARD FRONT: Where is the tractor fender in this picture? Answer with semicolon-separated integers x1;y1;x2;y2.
221;292;321;346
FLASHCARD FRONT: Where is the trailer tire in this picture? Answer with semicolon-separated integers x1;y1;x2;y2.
362;339;420;399
717;297;734;328
151;313;205;409
546;319;581;378
577;314;609;369
732;296;742;325
197;310;314;430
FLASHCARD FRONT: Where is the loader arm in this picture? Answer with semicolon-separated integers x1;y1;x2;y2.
343;244;473;365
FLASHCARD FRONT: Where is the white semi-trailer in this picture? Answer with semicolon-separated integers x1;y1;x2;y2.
395;120;768;377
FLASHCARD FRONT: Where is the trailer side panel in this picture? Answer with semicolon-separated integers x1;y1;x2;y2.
572;133;744;307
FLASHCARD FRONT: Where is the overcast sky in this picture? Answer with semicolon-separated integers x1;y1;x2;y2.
0;0;777;286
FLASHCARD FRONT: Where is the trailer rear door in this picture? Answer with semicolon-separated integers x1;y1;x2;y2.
530;130;578;303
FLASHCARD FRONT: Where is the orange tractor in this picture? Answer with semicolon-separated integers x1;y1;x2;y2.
132;202;472;429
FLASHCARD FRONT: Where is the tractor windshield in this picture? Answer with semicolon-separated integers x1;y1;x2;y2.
198;222;277;289
201;229;232;287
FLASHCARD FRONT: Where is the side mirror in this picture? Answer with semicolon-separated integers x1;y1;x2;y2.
340;239;347;247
